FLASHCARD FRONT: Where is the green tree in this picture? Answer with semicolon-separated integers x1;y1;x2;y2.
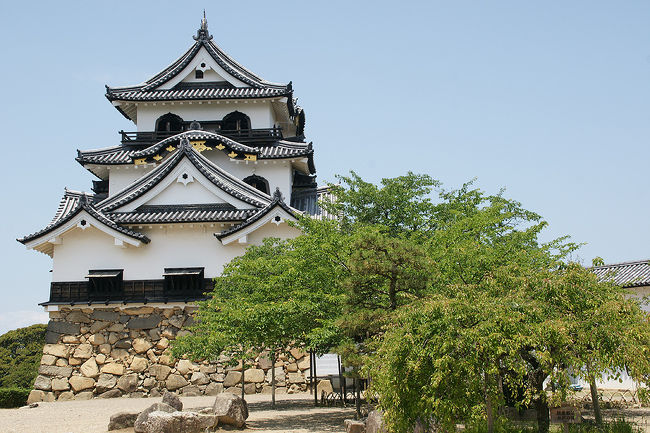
173;230;346;407
0;324;47;389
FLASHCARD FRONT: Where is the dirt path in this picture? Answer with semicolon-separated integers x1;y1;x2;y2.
0;393;355;433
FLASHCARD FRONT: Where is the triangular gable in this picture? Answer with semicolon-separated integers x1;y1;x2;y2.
118;158;245;211
18;191;149;257
215;190;301;245
158;46;247;90
97;138;272;214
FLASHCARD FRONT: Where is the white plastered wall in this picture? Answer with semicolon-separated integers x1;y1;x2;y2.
135;101;275;131
108;165;155;196
204;150;293;200
51;220;300;281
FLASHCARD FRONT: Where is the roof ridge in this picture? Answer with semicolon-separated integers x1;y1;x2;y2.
591;259;650;270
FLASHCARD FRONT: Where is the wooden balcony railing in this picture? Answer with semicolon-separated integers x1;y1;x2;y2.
119;127;283;146
44;279;213;305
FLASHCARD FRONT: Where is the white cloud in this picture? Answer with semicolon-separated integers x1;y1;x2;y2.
0;310;49;336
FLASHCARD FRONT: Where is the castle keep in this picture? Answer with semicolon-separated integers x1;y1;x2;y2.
19;17;322;401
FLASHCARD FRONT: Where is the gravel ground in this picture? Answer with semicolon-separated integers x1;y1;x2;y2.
0;393;355;433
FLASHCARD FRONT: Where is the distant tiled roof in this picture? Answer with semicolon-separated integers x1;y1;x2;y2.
110;204;253;224
592;260;650;288
96;138;272;212
18;190;150;245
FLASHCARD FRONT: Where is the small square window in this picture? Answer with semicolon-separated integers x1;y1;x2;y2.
195;70;204;79
163;267;204;295
86;269;123;300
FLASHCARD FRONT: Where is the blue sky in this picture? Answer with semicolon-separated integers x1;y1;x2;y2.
1;1;648;333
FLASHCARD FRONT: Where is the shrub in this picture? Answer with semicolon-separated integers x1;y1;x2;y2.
0;387;30;408
0;324;47;389
569;419;641;433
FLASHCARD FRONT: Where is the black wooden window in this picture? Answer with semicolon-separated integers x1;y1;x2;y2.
195;70;204;79
243;175;269;194
86;270;123;300
163;267;204;296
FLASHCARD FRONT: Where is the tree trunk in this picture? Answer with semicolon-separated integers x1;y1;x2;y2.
389;266;398;310
355;377;361;420
312;352;318;407
588;373;602;426
271;354;276;409
484;371;495;433
241;365;245;401
534;396;550;433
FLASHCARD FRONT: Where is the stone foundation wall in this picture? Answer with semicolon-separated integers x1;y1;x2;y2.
29;306;311;402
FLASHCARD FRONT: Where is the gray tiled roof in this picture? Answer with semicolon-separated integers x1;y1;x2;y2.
76;134;314;168
96;138;272;212
132;131;258;159
105;32;290;103
18;190;150;245
215;189;299;241
110;204;253;224
592;260;650;288
107;87;288;102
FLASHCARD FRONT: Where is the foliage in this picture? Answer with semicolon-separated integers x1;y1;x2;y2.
0;387;30;408
568;419;641;433
173;170;650;431
0;324;47;389
173;219;348;360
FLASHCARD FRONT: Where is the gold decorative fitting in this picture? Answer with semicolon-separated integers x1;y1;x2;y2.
215;143;226;150
228;151;238;158
134;158;147;165
244;154;257;161
165;145;176;152
153;154;163;161
191;141;212;153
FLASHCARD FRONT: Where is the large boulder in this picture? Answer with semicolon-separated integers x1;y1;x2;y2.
96;373;117;393
213;392;248;428
150;364;172;380
223;371;242;387
108;412;139;431
345;419;366;433
69;376;95;392
133;402;176;432
33;375;52;391
80;357;99;378
166;374;189;391
162;391;183;411
136;411;215;433
117;373;139;392
244;368;265;383
366;410;387;433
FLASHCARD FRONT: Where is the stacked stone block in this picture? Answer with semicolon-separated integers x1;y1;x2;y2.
28;307;311;402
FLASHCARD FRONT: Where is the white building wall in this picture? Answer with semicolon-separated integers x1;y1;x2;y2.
51;220;300;282
205;150;293;200
135;102;275;131
108;166;155;196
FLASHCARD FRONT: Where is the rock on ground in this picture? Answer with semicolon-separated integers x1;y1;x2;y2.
366;410;386;433
133;402;176;432
213;392;249;428
345;419;366;433
108;411;139;431
162;391;183;411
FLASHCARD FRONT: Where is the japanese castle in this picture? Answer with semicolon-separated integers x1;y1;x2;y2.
19;17;321;309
